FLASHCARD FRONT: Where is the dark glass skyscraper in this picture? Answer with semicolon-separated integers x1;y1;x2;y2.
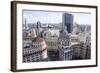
63;13;73;33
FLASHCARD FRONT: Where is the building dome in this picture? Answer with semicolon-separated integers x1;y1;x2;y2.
32;37;44;43
41;29;51;38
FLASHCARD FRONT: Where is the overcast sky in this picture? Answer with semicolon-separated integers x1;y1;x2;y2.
23;10;91;25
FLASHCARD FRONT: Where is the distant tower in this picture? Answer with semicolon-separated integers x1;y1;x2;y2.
37;21;41;28
63;13;73;33
24;18;29;31
25;18;27;31
36;21;42;37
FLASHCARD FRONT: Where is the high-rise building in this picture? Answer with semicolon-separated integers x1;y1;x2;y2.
37;21;41;28
63;13;73;33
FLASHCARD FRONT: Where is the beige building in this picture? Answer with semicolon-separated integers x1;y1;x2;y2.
23;37;48;62
42;29;59;50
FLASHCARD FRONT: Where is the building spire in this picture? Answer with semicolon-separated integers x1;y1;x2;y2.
25;18;27;31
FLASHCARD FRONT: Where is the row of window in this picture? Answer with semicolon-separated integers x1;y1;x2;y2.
47;42;58;46
23;53;43;62
65;52;73;60
23;49;47;56
32;44;42;48
60;42;70;46
59;49;73;60
71;39;79;42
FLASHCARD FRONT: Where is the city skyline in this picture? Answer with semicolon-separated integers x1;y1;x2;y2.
22;10;91;63
23;10;91;25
